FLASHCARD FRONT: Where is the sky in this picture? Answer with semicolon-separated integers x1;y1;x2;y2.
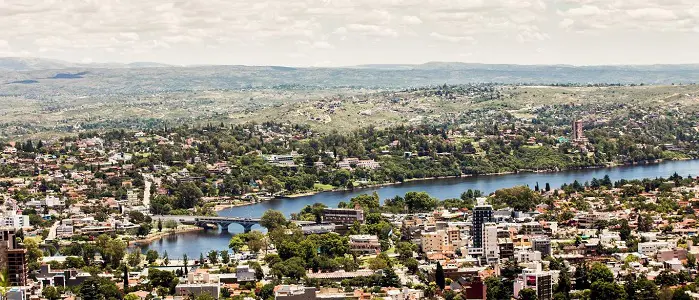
0;0;698;67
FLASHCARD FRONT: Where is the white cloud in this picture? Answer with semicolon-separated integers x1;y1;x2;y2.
0;0;696;65
401;15;423;25
429;32;474;43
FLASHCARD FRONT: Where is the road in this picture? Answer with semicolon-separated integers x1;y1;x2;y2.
142;174;152;207
46;221;59;241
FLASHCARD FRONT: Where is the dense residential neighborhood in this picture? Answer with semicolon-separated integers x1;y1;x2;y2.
0;112;698;300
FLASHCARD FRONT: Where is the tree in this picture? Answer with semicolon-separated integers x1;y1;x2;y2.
405;258;419;274
174;182;203;209
207;250;219;264
368;256;388;271
588;263;614;284
485;276;508;300
122;264;129;292
519;288;538;300
262;175;283;194
199;253;205;266
229;235;245;253
79;278;104;300
23;237;43;265
183;254;189;275
42;286;60;300
260;210;288;231
127;250;142;268
349;193;380;210
491;186;541;211
163;250;170;266
148;268;179;294
574;263;590;290
157;219;163;232
220;250;230;264
146;250;159;265
137;223;151;237
380;267;401;287
436;261;446;290
243;231;266;253
404;191;438;213
619;219;632;240
591;281;626;300
545;182;551;192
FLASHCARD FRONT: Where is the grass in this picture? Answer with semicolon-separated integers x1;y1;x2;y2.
313;183;335;191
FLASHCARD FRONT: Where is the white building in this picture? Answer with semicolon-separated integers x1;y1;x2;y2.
639;241;671;256
0;214;30;229
483;223;499;263
515;250;542;263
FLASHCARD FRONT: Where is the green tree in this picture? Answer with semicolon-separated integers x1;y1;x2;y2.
260;210;288;231
519;288;538;300
591;281;626;300
490;186;541;211
436;262;446;290
229;235;245;252
42;286;60;300
588;262;614;284
162;250;170;266
127;250;142;268
349;193;380;210
404;191;438;213
146;250;159;265
220;250;230;264
207;250;219;264
380;267;401;287
174;182;203;209
183;253;189;275
79;278;104;300
157;219;163;232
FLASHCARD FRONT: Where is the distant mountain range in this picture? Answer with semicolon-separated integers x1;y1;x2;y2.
1;57;698;95
0;57;173;71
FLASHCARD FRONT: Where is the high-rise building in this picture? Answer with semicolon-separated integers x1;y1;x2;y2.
482;223;499;264
572;120;584;140
532;237;552;258
514;269;553;300
471;205;493;249
0;228;28;286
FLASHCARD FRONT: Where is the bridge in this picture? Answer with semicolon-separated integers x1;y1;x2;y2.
154;215;261;233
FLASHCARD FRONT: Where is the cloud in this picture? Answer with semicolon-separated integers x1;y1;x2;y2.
0;0;696;65
557;0;698;32
429;32;474;43
346;24;399;37
401;15;423;25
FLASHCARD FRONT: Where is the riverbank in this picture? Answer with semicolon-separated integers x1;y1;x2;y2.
280;158;688;199
129;226;204;246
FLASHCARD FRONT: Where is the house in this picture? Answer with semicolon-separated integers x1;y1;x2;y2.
348;235;381;254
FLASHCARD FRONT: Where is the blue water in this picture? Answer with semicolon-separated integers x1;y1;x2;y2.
139;159;699;257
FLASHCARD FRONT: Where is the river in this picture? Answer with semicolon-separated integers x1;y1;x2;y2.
138;159;699;258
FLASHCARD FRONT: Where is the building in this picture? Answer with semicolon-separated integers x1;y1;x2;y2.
235;265;256;282
471;205;493;249
638;241;671;256
0;214;29;230
35;264;92;287
322;208;364;224
516;250;543;263
421;231;449;253
0;228;28;286
348;235;381;254
533;237;552;258
275;285;317;300
498;238;515;260
572;120;584;141
514;269;553;300
482;223;499;264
